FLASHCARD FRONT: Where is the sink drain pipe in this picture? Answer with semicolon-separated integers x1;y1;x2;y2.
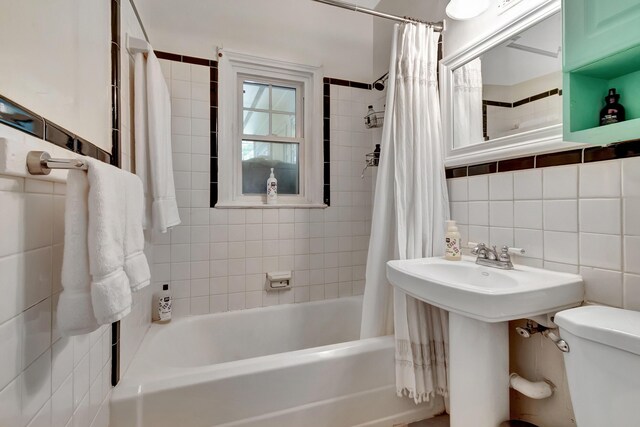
509;373;554;399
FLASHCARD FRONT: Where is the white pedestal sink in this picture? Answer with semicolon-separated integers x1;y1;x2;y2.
387;256;583;427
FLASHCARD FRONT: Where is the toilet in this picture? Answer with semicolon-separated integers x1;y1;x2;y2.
554;305;640;427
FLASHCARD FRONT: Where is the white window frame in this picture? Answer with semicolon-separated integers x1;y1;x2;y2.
238;76;304;200
217;50;325;208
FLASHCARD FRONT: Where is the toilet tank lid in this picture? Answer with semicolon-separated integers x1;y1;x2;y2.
555;306;640;356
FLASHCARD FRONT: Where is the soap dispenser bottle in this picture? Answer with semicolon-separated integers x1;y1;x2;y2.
445;220;462;261
153;284;172;323
267;168;278;205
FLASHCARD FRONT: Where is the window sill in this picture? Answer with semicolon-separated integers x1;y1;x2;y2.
214;202;328;209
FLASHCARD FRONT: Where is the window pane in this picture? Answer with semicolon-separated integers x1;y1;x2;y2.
272;86;296;113
243;82;269;110
243;110;269;135
271;113;296;137
242;140;299;195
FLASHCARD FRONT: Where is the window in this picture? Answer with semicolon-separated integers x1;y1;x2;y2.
240;78;302;195
217;50;324;207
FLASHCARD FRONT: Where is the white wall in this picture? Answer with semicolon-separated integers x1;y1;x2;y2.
0;0;112;152
135;0;375;83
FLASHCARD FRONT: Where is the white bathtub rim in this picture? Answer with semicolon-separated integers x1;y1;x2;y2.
157;295;363;330
124;295;363;374
113;334;393;403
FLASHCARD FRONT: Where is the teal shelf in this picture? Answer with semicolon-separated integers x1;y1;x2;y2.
563;46;640;144
563;0;640;145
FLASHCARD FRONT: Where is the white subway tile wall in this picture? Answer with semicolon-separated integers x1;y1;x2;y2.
447;158;640;309
452;158;640;427
152;62;376;315
0;176;111;427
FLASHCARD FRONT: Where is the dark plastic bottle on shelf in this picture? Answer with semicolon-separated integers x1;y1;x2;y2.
373;144;381;166
599;88;625;126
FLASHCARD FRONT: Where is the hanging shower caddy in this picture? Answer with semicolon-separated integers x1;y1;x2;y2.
361;144;381;178
364;106;385;129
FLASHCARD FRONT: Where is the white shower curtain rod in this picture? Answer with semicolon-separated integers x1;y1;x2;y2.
312;0;445;32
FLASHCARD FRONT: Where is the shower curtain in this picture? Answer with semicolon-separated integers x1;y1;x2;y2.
360;23;451;404
453;58;484;146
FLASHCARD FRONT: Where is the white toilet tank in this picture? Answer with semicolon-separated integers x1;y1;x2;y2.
555;306;640;427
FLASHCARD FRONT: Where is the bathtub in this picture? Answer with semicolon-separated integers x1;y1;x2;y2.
111;296;444;427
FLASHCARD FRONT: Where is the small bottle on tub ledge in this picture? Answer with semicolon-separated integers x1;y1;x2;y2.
153;284;172;323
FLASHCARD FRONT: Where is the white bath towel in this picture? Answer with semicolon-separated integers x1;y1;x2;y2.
134;50;181;233
85;158;132;324
57;169;100;336
123;172;151;291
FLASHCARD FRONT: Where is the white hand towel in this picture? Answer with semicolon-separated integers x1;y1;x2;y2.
123;172;151;292
85;158;132;324
57;169;100;337
134;50;181;233
134;52;152;230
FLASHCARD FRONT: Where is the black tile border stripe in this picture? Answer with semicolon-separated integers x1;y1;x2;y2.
0;94;112;164
323;79;331;205
445;139;640;178
154;50;219;208
111;0;121;387
0;94;45;139
483;88;562;109
497;156;535;172
323;77;372;91
468;162;497;176
445;166;468;179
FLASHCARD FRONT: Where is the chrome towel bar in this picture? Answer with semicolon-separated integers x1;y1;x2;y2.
26;151;88;175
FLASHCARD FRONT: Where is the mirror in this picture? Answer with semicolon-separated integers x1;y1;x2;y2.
453;12;562;148
440;1;581;166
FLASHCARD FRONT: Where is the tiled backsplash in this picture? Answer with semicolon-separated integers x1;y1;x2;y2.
447;156;640;310
150;59;377;315
448;155;640;426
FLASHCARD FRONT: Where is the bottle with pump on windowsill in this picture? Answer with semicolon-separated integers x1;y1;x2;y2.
267;168;278;205
600;88;625;126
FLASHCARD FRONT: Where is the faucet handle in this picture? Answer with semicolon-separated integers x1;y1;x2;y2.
503;246;526;256
471;242;486;255
499;246;511;262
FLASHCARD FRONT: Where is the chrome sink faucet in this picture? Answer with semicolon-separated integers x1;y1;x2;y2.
471;243;515;270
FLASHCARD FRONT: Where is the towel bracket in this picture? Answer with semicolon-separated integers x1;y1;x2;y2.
26;151;88;175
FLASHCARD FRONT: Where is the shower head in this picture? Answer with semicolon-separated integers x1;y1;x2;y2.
373;72;389;91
